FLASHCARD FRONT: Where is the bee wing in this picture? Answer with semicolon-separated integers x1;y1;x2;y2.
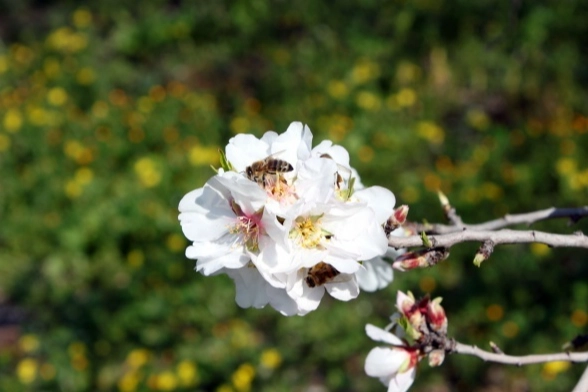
266;149;288;159
324;273;354;285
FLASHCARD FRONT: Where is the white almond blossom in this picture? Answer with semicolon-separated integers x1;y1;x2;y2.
365;324;418;392
179;121;400;315
178;172;268;275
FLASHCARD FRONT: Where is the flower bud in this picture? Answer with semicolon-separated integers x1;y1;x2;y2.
384;205;409;236
392;252;428;271
396;291;416;315
394;205;409;224
428;349;445;367
393;248;449;270
426;297;448;334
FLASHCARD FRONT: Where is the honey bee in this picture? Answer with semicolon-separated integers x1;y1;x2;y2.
245;155;293;187
306;262;343;288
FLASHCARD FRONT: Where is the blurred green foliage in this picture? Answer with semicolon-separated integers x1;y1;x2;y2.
0;1;587;391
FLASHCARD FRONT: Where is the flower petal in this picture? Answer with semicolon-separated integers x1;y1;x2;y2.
325;278;359;301
191;247;250;275
225;133;270;172
354;186;396;224
388;367;416;392
364;347;406;378
267;285;300;316
356;257;394;292
365;324;404;345
225;267;270;309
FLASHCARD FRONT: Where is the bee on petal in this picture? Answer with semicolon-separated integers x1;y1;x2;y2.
245;153;293;188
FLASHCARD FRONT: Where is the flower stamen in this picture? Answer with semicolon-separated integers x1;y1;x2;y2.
289;215;325;249
229;199;263;251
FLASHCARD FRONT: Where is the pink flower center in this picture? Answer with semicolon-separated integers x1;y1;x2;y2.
229;200;264;251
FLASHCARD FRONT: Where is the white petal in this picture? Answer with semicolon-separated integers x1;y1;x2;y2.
260;210;290;250
260;130;278;145
225;134;270;172
179;212;233;242
388;367;416;392
364;347;405;378
295;248;329;271
216;174;267;214
350;167;364;189
299;123;313;159
270;122;303;164
325;278;359;301
354;186;396;224
225;267;270;309
178;188;204;213
178;180;231;215
356;257;394;292
295;157;337;203
354;221;389;260
294;286;324;316
365;324;404;345
326;255;361;274
267;285;300;316
192;249;249;275
256;238;291;272
254;261;287;288
311;140;350;168
179;178;236;241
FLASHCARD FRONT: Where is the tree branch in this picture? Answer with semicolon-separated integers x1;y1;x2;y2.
408;207;588;235
452;341;588;365
572;365;588;392
389;229;588;250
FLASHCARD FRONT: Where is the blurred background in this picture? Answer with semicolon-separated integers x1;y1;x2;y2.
0;1;587;391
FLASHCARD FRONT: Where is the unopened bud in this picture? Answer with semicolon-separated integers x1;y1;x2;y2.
489;341;504;354
393;248;449;271
396;290;416;314
437;191;449;208
394;205;409;224
393;252;427;271
409;311;426;333
426;297;448;334
437;191;451;213
384;205;409;236
428;349;445;367
473;240;495;267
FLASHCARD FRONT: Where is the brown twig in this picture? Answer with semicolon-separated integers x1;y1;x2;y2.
408;207;588;235
452;341;588;365
389;229;588;250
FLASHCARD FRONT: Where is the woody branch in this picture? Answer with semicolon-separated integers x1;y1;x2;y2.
388;228;588;250
451;341;588;365
409;206;588;235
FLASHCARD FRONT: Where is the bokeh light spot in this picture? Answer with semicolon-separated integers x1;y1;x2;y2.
486;304;504;321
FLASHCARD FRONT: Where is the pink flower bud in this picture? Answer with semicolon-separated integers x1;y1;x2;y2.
384;205;409;236
428;349;445;367
393;248;449;270
427;297;448;334
393;205;409;225
396;291;416;315
392;252;428;271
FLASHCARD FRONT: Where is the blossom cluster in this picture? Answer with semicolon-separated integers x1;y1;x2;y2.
179;122;399;315
365;291;449;392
